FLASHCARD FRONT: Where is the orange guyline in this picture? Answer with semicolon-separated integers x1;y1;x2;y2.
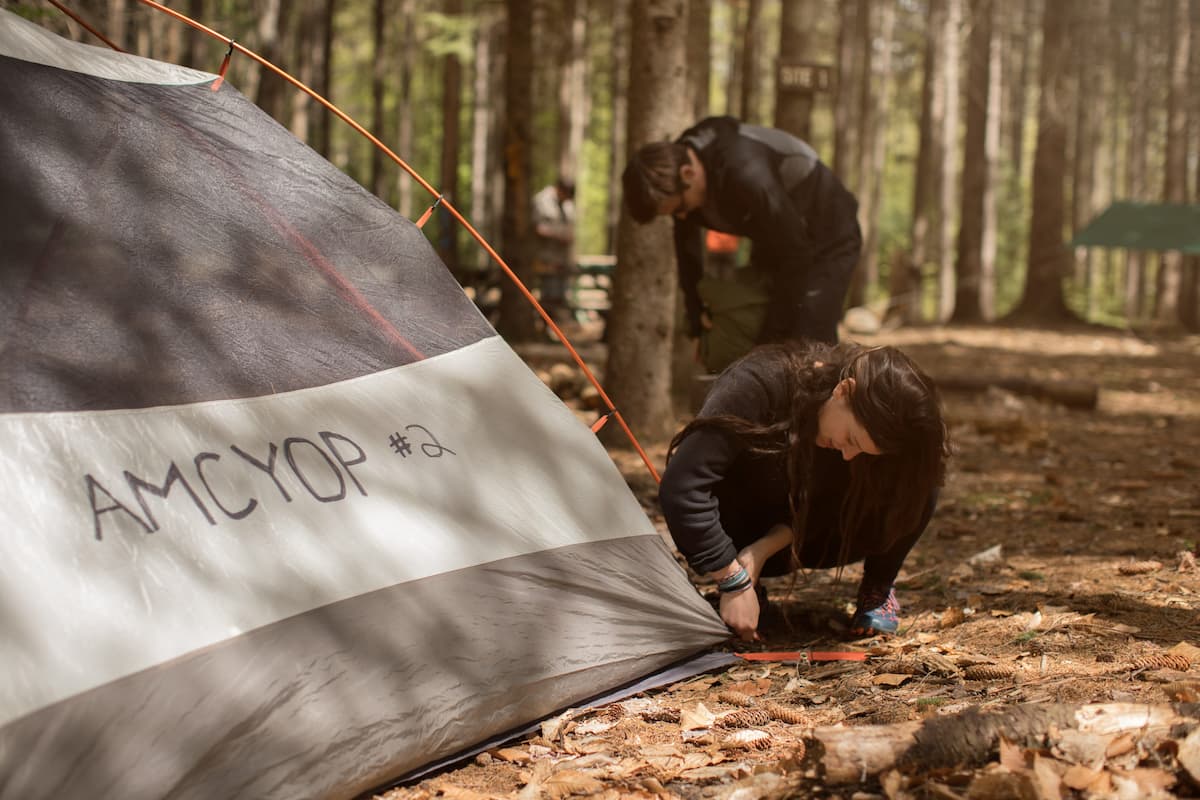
45;0;661;484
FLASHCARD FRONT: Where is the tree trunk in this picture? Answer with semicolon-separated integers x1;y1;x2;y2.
1182;0;1200;331
951;0;994;324
288;0;319;143
438;0;464;279
557;0;588;183
496;0;538;342
688;0;712;121
603;0;689;446
606;0;630;255
107;0;127;50
1004;0;1034;184
395;0;416;218
855;0;895;312
1157;0;1190;327
936;0;961;321
831;0;860;190
315;0;335;159
470;11;499;271
369;0;389;199
254;0;291;123
725;0;744;117
1007;0;1073;323
1123;0;1148;322
1069;0;1103;319
889;0;945;327
184;0;206;68
678;0;713;410
774;0;819;142
738;0;763;124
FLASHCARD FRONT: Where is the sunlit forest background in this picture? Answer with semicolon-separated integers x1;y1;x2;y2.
6;0;1198;359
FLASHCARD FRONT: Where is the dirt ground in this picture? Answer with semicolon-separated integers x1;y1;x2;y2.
378;323;1200;800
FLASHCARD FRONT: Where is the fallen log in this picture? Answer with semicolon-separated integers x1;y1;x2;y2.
933;375;1099;410
805;703;1200;784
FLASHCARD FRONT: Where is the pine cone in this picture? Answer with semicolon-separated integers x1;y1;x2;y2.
1118;560;1163;575
963;664;1015;680
717;690;756;707
722;729;771;750
1130;654;1191;672
639;708;681;724
763;702;807;724
716;708;772;728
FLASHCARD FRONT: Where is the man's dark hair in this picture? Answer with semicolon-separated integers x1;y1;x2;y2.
621;140;690;223
555;177;576;200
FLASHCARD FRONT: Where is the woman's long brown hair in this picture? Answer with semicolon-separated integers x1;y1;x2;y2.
666;342;950;572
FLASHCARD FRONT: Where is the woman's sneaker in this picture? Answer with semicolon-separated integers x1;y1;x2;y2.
850;586;900;636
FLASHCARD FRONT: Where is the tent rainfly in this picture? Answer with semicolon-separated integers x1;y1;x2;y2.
0;10;728;799
1070;201;1200;255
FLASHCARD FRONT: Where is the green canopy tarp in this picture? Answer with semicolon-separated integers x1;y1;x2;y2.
1071;202;1200;254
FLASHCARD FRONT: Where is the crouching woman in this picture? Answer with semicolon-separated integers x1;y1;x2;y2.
659;342;950;640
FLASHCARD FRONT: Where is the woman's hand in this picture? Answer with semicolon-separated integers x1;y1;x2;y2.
736;523;792;583
719;587;761;640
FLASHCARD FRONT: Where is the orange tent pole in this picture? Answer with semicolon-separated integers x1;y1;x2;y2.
57;0;662;484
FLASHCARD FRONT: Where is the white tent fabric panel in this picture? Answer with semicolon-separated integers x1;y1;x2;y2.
0;337;694;728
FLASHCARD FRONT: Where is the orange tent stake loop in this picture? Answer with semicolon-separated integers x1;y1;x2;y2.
415;195;444;229
211;39;234;92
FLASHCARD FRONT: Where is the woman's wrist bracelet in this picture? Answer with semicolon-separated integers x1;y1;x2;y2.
717;565;752;594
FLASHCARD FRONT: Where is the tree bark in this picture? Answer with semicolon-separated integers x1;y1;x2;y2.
603;0;689;446
738;0;763;124
1006;0;1073;323
369;0;389;200
394;0;416;218
774;0;819;142
438;0;464;279
951;0;994;323
854;0;895;312
831;0;860;190
288;0;319;143
725;0;744;117
688;0;712;121
470;11;499;271
557;0;588;183
606;0;630;255
807;704;1198;785
1069;0;1103;319
936;0;961;322
1157;0;1191;327
496;0;538;342
1123;0;1148;322
315;0;335;159
254;0;291;123
889;0;945;327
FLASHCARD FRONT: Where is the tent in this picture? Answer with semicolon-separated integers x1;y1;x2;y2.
1070;201;1200;255
0;10;728;799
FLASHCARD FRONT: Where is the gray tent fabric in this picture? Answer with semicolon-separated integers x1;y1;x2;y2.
0;10;728;799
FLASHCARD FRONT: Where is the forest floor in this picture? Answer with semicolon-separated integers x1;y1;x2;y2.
378;322;1200;800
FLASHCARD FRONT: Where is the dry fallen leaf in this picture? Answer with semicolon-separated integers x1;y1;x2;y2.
542;769;605;799
1061;764;1104;791
678;702;716;731
491;747;531;764
872;673;912;687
